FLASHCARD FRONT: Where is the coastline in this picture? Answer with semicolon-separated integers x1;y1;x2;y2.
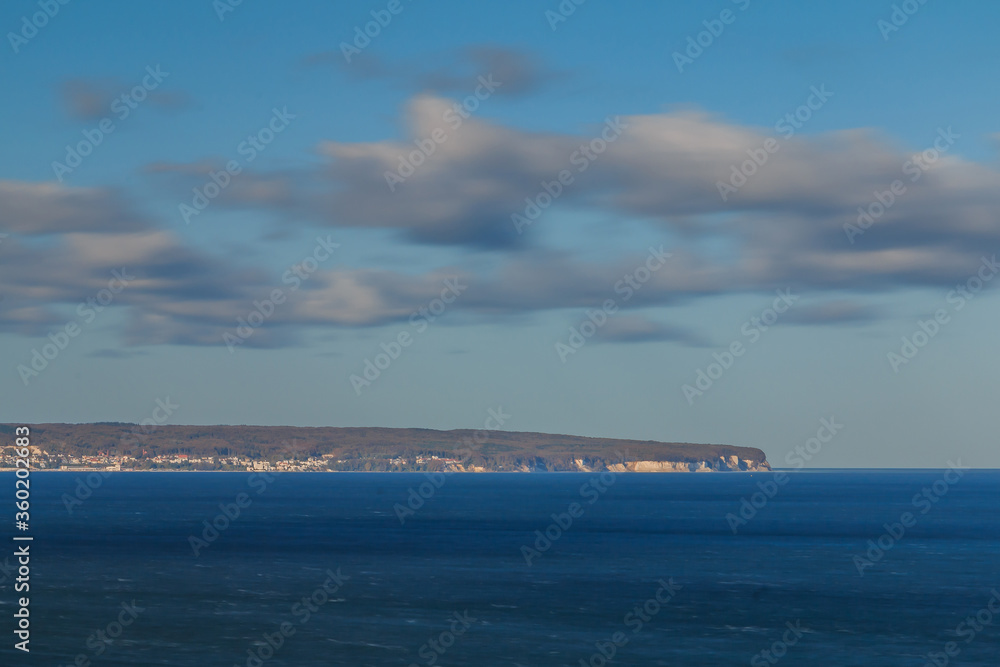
1;468;775;474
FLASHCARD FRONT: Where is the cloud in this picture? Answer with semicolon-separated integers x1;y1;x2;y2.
0;181;150;235
417;45;556;96
591;314;713;347
60;78;190;121
61;79;116;121
11;95;1000;350
302;44;555;97
144;160;298;211
88;348;149;359
783;300;883;326
301;49;389;79
311;95;594;247
0;183;274;344
296;101;1000;295
0;226;265;338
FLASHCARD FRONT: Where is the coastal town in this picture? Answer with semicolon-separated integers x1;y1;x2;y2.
0;445;472;472
0;446;328;471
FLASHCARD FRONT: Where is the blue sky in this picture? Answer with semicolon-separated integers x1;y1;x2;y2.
2;0;1000;467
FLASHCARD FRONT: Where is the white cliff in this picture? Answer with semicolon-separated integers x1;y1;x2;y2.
607;456;770;473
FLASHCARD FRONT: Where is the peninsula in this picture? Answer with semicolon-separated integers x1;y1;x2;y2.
0;423;771;473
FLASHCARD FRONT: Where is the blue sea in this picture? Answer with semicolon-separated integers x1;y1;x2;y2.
2;470;999;666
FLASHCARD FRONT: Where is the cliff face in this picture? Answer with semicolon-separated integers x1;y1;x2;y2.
447;454;771;473
605;455;771;473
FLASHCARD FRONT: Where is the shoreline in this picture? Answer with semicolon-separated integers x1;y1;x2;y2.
1;468;773;474
2;468;994;473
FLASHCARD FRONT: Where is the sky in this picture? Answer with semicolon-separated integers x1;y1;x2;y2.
2;0;999;468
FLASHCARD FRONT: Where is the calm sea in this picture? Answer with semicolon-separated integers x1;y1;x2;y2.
1;470;998;666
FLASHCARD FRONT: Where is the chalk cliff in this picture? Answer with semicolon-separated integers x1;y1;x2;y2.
447;453;771;473
604;455;771;473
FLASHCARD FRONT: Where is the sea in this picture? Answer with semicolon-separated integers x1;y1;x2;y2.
1;469;998;666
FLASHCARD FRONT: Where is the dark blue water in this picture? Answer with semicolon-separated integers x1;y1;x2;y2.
2;470;998;666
